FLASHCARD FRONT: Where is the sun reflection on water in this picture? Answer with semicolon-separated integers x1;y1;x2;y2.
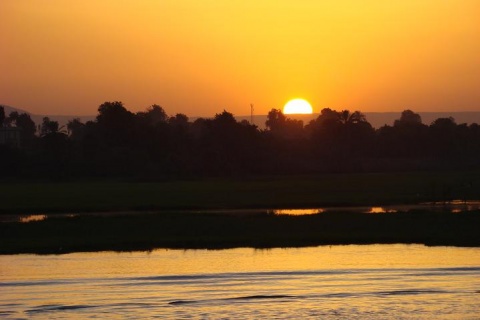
271;209;324;215
367;207;398;214
271;201;480;216
1;245;479;319
19;214;47;223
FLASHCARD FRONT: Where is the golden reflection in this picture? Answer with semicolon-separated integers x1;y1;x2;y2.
449;200;480;205
1;245;479;318
367;207;398;214
449;200;480;211
19;214;47;223
2;245;480;282
272;209;324;215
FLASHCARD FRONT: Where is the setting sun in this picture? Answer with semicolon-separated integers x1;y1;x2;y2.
283;99;313;115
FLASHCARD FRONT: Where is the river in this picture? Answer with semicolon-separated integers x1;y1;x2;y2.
1;244;479;319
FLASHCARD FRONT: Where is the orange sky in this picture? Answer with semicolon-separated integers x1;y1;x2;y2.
1;0;479;116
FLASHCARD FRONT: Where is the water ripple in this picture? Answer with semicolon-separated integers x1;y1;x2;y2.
169;294;296;306
376;289;449;296
27;304;95;314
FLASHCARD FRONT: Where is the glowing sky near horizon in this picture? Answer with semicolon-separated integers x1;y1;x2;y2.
1;1;479;116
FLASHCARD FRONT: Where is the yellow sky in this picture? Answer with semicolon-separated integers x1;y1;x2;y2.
1;0;479;116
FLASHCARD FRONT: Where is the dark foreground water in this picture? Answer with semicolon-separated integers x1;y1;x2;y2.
1;245;479;319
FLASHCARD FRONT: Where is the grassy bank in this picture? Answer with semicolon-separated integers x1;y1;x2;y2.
1;171;480;214
1;210;479;254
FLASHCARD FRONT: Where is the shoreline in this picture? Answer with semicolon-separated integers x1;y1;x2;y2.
2;172;480;254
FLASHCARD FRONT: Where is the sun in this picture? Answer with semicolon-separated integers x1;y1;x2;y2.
283;99;313;115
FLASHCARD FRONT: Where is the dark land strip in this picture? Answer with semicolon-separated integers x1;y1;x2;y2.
2;210;479;254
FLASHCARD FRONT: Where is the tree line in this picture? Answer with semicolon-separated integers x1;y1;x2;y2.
1;102;480;179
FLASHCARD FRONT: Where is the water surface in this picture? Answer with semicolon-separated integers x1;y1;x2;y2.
1;245;479;319
4;200;479;223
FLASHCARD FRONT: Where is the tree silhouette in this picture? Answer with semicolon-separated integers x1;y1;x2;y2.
40;117;63;136
306;109;342;134
97;101;133;128
265;108;304;139
394;109;422;127
338;110;366;125
96;101;134;146
169;113;189;128
306;108;373;171
67;118;86;140
376;110;429;158
2;101;480;179
430;117;456;130
0;106;5;126
6;111;36;144
265;109;286;132
214;110;237;126
429;117;458;157
137;104;168;126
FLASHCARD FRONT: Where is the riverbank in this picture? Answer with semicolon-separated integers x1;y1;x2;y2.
2;210;479;254
1;171;479;214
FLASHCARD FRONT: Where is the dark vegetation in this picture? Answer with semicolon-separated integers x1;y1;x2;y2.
2;103;480;179
1;211;479;254
2;103;480;253
1;171;479;214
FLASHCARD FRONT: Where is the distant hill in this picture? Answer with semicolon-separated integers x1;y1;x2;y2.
1;105;31;115
2;104;480;129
